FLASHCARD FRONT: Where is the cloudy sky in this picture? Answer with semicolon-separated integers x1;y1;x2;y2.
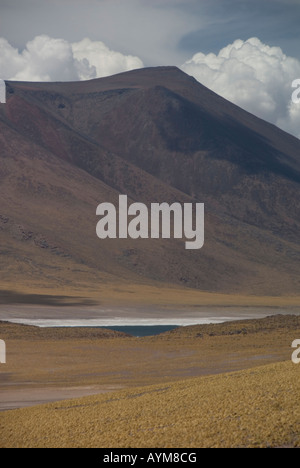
1;0;300;137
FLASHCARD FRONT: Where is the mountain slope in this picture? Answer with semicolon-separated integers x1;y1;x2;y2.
0;67;299;297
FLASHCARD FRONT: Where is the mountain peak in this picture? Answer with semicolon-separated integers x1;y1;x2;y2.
1;66;300;295
84;65;198;92
108;65;188;78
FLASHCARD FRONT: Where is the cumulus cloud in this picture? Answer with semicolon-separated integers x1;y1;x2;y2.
1;34;300;139
72;38;144;80
181;37;300;139
0;35;144;82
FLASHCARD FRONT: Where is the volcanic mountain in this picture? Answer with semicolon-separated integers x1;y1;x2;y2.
0;66;299;300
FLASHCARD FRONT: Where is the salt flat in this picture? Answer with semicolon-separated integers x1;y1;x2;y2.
0;385;122;411
0;304;299;327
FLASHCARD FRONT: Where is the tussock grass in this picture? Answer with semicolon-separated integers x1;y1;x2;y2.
1;316;300;447
1;361;299;448
1;316;300;389
161;314;300;339
0;321;130;340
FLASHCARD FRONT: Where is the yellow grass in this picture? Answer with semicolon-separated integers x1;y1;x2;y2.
1;316;300;389
1;317;300;448
1;361;300;448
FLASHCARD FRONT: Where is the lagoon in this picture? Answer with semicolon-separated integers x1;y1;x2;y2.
101;325;178;337
1;304;299;336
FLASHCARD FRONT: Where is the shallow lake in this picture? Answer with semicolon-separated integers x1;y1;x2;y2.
101;325;178;337
1;304;299;336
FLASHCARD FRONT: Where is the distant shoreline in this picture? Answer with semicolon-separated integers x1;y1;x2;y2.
1;304;299;329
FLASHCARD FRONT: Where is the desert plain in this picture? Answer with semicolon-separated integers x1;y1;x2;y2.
0;297;300;448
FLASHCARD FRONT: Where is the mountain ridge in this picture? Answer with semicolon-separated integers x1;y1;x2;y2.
0;67;299;298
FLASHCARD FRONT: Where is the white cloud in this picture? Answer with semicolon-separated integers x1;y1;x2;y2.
72;38;144;80
181;37;300;139
1;34;300;139
0;35;144;82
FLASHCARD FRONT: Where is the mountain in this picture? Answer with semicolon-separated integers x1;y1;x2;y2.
0;66;299;299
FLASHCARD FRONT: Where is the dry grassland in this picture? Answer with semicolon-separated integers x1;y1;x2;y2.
1;361;299;448
0;315;300;448
0;315;300;390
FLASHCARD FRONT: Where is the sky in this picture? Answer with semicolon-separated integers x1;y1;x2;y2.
0;0;300;137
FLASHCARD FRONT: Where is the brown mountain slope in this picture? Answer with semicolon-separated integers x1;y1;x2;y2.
0;67;299;298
